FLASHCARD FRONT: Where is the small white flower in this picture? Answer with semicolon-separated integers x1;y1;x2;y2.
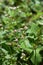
14;30;17;32
24;26;28;30
9;7;17;10
15;38;18;42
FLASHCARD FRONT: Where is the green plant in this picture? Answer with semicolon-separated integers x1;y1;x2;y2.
0;0;43;65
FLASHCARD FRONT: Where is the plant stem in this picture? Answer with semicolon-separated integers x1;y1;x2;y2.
34;49;37;65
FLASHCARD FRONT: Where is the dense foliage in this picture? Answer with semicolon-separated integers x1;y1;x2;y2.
0;0;43;65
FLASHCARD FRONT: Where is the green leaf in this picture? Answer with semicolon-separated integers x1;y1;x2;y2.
31;46;43;65
26;22;40;36
20;39;33;53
